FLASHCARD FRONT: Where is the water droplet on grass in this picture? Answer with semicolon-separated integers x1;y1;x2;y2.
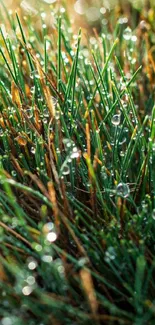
33;243;42;252
22;285;33;296
123;27;132;40
60;7;66;13
26;276;35;285
43;222;58;243
116;183;130;198
131;35;137;42
70;147;80;159
11;170;17;177
111;114;121;126
55;111;60;120
62;165;70;175
118;17;128;24
1;317;12;325
63;138;72;148
100;7;106;14
152;209;155;220
42;255;53;263
27;258;38;270
43;222;54;232
30;147;35;154
104;246;116;262
46;231;57;242
119;138;126;145
120;151;125;157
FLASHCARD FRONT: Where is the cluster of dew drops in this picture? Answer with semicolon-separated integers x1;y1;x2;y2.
20;221;62;298
60;138;81;176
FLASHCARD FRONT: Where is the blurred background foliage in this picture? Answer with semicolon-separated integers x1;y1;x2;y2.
2;0;155;106
4;0;155;30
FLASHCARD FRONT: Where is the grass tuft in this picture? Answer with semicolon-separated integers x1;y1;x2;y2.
0;1;155;324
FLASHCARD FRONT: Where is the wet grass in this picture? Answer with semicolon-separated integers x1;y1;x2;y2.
0;1;155;324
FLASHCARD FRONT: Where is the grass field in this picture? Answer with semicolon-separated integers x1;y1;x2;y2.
0;0;155;324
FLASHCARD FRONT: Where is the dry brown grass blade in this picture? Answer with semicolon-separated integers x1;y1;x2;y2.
117;197;125;237
44;152;52;178
47;181;60;228
0;114;6;129
20;198;40;219
25;171;50;199
60;179;72;218
35;59;55;120
0;263;8;281
0;221;32;248
10;153;24;177
2;242;27;254
80;268;98;317
1;112;18;135
23;42;64;101
11;81;22;117
15;134;27;146
1;170;12;179
48;118;63;197
22;45;56;119
34;104;43;133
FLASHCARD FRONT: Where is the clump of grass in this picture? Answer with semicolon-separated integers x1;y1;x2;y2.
0;1;155;324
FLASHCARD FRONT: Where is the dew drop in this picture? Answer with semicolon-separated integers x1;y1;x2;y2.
43;222;54;233
104;246;116;262
70;147;80;159
43;222;58;243
11;170;17;177
111;114;121;126
42;255;53;263
26;276;35;285
33;243;42;252
116;182;130;198
60;7;66;13
47;231;57;242
1;317;12;325
118;17;128;24
27;257;38;270
120;151;125;157
63;138;72;148
30;147;36;155
119;138;126;145
131;35;137;42
62;165;70;176
55;111;60;120
123;27;132;40
100;7;106;14
22;285;33;296
152;209;155;220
